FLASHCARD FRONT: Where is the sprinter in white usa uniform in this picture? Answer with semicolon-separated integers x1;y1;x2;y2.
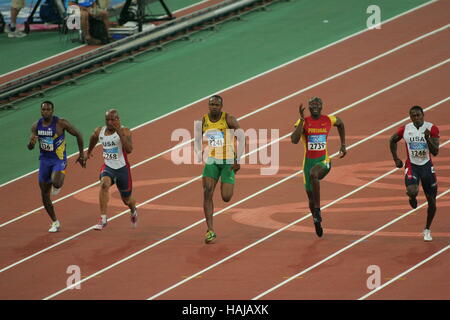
390;106;440;241
85;109;138;230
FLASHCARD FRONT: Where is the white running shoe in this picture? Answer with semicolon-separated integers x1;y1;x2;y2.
8;30;26;38
51;186;62;195
48;220;61;233
423;229;432;242
94;217;108;230
131;210;138;228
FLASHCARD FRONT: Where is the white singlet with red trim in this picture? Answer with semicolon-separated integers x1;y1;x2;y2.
99;126;128;169
397;121;439;166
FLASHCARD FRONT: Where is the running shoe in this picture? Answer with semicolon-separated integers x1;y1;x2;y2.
48;220;60;233
51;186;62;195
94;217;108;230
312;208;323;237
423;229;432;242
204;230;217;244
409;197;418;209
131;210;138;228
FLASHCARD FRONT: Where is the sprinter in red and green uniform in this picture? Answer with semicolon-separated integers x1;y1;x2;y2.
291;97;347;237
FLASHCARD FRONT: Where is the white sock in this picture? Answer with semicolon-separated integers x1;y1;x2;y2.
101;214;107;221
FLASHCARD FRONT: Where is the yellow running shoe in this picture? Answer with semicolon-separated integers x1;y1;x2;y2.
204;230;217;244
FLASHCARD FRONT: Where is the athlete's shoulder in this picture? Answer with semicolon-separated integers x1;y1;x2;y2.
226;113;239;128
396;124;406;138
94;126;104;136
425;121;439;137
325;114;337;124
57;117;71;128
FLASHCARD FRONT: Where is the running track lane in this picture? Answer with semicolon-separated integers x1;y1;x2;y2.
0;1;449;221
44;98;450;300
0;3;448;300
2;74;448;298
0;27;448;270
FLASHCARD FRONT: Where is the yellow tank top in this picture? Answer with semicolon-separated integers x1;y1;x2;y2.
202;112;235;160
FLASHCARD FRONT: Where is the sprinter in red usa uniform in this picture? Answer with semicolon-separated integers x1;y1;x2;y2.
390;105;440;241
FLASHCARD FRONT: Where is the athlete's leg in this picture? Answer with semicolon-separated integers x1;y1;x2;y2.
220;164;236;202
116;166;136;212
305;190;314;213
424;191;437;229
121;195;136;212
309;164;329;210
221;183;234;202
421;164;438;230
99;175;112;215
203;176;218;232
406;184;419;200
39;182;57;221
405;163;419;209
51;171;65;189
39;160;58;222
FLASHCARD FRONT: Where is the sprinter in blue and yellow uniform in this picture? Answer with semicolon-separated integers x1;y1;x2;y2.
27;101;85;232
195;95;244;244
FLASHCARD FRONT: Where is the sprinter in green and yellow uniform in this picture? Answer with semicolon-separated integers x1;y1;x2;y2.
195;95;244;244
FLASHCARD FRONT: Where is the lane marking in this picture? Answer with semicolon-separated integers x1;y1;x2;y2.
0;0;439;188
359;245;450;300
147;139;449;300
2;33;448;228
252;188;450;300
43;114;449;300
2;88;448;279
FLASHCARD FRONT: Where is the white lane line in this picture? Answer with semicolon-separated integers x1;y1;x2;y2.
42;104;448;300
1;80;448;276
358;245;450;300
253;191;450;300
147;169;400;300
2;32;448;228
147;138;450;300
0;0;438;188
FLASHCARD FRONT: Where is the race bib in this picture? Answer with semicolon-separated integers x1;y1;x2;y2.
39;137;54;151
409;142;427;158
103;147;119;160
307;134;326;151
206;131;225;148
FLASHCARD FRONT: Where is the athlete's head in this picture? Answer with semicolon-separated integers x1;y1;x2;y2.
208;95;223;117
308;96;323;118
40;101;54;121
105;109;120;130
409;105;424;128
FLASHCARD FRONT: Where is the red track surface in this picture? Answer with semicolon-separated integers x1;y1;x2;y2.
0;1;449;300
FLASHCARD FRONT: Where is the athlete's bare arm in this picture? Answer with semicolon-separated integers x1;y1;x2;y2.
389;133;403;168
226;114;244;170
194;118;204;163
291;103;305;144
86;127;102;162
27;122;38;150
59;118;85;167
119;127;133;154
424;128;439;156
334;117;347;158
